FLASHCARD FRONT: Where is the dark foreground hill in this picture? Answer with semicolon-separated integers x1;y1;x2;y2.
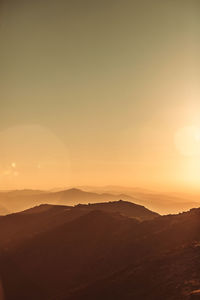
0;201;158;249
0;202;200;299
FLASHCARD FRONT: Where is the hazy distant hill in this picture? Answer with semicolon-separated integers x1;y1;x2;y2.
0;204;9;215
0;188;133;215
0;202;200;299
51;188;133;204
129;192;200;215
79;186;200;215
0;187;199;216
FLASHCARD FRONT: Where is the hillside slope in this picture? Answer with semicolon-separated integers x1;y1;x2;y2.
0;205;200;299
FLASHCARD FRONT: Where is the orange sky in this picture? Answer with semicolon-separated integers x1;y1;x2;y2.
1;0;200;191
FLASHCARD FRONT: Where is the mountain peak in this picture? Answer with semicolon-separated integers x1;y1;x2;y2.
56;188;84;195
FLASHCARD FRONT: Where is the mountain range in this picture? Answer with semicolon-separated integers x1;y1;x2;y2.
0;187;199;216
0;200;200;299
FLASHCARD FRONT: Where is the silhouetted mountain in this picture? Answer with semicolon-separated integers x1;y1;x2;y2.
67;208;200;300
75;200;159;220
0;201;158;251
68;244;200;300
0;203;200;299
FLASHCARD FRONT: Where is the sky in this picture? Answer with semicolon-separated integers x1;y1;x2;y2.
0;0;200;191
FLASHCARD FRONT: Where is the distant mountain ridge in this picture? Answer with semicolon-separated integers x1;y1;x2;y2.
0;188;133;215
0;187;199;216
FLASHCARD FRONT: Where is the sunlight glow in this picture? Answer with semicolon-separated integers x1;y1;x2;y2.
175;126;200;157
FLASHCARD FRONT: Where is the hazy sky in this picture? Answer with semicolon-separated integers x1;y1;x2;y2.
1;0;200;190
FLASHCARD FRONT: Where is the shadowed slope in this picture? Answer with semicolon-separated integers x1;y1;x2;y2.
0;200;158;251
0;205;200;299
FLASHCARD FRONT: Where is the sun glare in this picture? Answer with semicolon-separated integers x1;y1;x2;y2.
175;126;200;157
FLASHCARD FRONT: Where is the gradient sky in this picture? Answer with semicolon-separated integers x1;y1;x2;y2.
1;0;200;190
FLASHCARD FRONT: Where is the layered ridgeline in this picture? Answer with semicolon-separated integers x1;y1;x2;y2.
0;188;133;215
0;187;199;215
0;201;200;299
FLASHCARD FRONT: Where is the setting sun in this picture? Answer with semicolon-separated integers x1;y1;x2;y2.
175;126;200;157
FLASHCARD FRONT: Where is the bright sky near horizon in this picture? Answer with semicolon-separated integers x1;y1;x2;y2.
0;0;200;191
